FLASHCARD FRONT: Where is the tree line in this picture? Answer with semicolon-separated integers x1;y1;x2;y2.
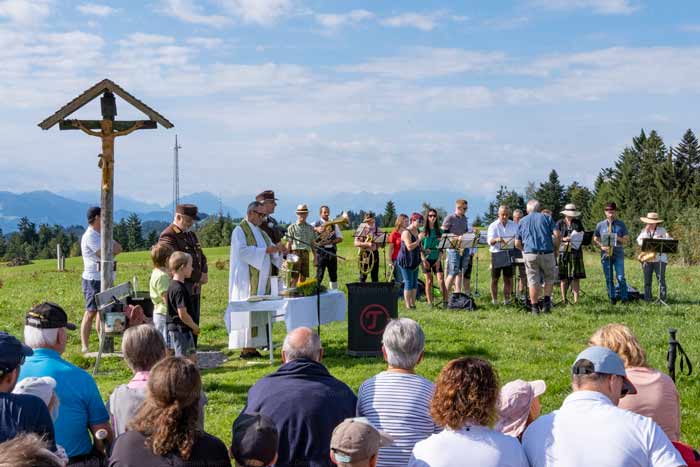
2;128;698;264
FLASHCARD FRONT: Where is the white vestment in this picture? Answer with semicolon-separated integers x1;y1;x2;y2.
225;221;281;349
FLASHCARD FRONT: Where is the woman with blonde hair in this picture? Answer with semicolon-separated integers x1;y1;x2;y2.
109;357;230;466
409;357;527;466
589;323;680;441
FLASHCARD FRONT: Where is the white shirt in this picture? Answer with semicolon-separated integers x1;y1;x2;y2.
522;390;684;467
357;371;439;467
313;219;343;249
409;426;528;467
636;227;670;264
487;219;519;253
81;226;101;281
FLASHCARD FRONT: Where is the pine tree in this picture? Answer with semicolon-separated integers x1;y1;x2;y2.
17;217;37;245
675;129;700;205
589;170;615;227
637;130;666;211
610;147;642;232
113;219;129;251
483;186;525;224
146;230;159;247
0;228;5;257
564;182;593;226
383;200;397;228
654;148;680;223
126;213;143;251
534;170;565;215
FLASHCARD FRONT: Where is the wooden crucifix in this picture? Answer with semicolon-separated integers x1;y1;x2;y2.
38;79;173;292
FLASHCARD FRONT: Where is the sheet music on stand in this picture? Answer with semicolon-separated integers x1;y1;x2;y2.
352;225;387;247
600;232;617;248
641;238;679;254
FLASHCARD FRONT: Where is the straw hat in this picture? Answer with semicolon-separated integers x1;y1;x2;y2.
640;212;663;224
560;203;581;217
295;204;309;214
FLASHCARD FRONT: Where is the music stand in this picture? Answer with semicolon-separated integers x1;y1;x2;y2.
641;238;678;307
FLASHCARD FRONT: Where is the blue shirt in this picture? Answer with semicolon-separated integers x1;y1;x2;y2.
517;212;558;253
0;392;56;451
594;219;628;258
19;348;109;458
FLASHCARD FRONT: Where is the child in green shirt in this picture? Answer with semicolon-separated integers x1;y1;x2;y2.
149;243;173;353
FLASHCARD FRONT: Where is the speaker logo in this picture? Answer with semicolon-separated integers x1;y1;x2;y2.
359;304;391;335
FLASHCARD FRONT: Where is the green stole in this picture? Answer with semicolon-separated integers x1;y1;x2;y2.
239;219;272;296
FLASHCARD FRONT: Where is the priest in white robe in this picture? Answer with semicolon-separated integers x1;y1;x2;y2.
226;201;282;357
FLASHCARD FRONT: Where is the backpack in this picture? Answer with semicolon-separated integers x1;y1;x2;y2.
447;292;477;310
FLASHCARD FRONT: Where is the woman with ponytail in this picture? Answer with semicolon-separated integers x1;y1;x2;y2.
109;357;231;467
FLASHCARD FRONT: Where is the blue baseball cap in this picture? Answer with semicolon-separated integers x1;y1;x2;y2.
0;332;33;375
572;346;637;395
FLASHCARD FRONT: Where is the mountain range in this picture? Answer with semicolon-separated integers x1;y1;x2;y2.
0;190;489;233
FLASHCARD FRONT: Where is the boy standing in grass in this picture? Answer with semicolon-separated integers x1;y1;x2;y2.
167;252;199;362
149;243;173;354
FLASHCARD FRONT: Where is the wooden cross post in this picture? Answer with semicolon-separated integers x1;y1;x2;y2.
38;79;173;355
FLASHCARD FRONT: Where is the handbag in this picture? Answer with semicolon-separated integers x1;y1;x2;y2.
447;292;477;310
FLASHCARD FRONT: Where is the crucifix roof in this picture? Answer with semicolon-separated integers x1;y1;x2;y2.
37;79;174;130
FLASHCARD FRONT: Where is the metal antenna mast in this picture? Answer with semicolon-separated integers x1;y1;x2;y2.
173;135;181;214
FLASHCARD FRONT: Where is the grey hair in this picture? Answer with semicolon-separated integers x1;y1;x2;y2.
23;327;59;349
0;433;63;467
122;325;166;372
526;199;541;213
247;201;264;213
382;318;425;370
513;209;523;217
498;205;509;214
282;329;322;361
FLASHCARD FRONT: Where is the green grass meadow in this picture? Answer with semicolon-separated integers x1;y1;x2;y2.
1;234;699;446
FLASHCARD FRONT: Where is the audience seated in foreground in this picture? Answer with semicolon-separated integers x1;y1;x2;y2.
330;418;394;467
241;327;357;467
495;379;546;440
522;346;685;467
230;412;279;467
357;318;439;467
589;323;681;441
409;357;528;467
109;356;230;467
0;331;56;452
0;433;64;467
107;325;207;436
20;302;112;464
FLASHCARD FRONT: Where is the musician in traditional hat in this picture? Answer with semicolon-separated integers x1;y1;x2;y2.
256;190;287;275
487;205;518;305
593;202;629;304
285;204;316;287
159;203;208;346
636;212;670;302
556;204;586;304
354;212;381;283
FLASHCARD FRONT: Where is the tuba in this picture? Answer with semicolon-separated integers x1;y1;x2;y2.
357;229;375;275
318;212;349;245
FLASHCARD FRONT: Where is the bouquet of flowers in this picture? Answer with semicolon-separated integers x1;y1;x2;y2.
285;278;327;297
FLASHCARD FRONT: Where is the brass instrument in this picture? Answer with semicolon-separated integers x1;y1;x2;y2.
357;231;375;275
638;251;656;263
317;212;349;245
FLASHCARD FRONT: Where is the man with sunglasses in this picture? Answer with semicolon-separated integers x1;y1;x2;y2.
523;346;685;467
228;201;283;359
0;332;56;451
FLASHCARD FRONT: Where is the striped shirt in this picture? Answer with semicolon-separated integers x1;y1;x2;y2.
357;371;439;467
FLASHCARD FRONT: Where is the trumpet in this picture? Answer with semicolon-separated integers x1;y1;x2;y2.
317;212;349;245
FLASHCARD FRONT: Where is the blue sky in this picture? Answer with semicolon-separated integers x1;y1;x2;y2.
1;0;699;205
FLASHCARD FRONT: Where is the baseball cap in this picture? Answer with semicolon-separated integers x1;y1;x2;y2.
231;413;278;467
13;376;57;406
331;418;393;464
87;206;101;223
25;302;77;331
572;346;637;395
0;332;33;374
495;379;546;437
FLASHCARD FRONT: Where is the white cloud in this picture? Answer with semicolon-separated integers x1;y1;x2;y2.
531;0;637;15
0;0;51;25
315;9;374;30
158;0;230;27
217;0;292;26
186;37;224;48
118;33;175;47
482;16;530;30
336;47;506;80
77;3;117;17
680;24;700;33
380;11;445;31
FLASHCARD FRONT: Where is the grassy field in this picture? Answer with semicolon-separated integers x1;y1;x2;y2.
1;233;699;446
